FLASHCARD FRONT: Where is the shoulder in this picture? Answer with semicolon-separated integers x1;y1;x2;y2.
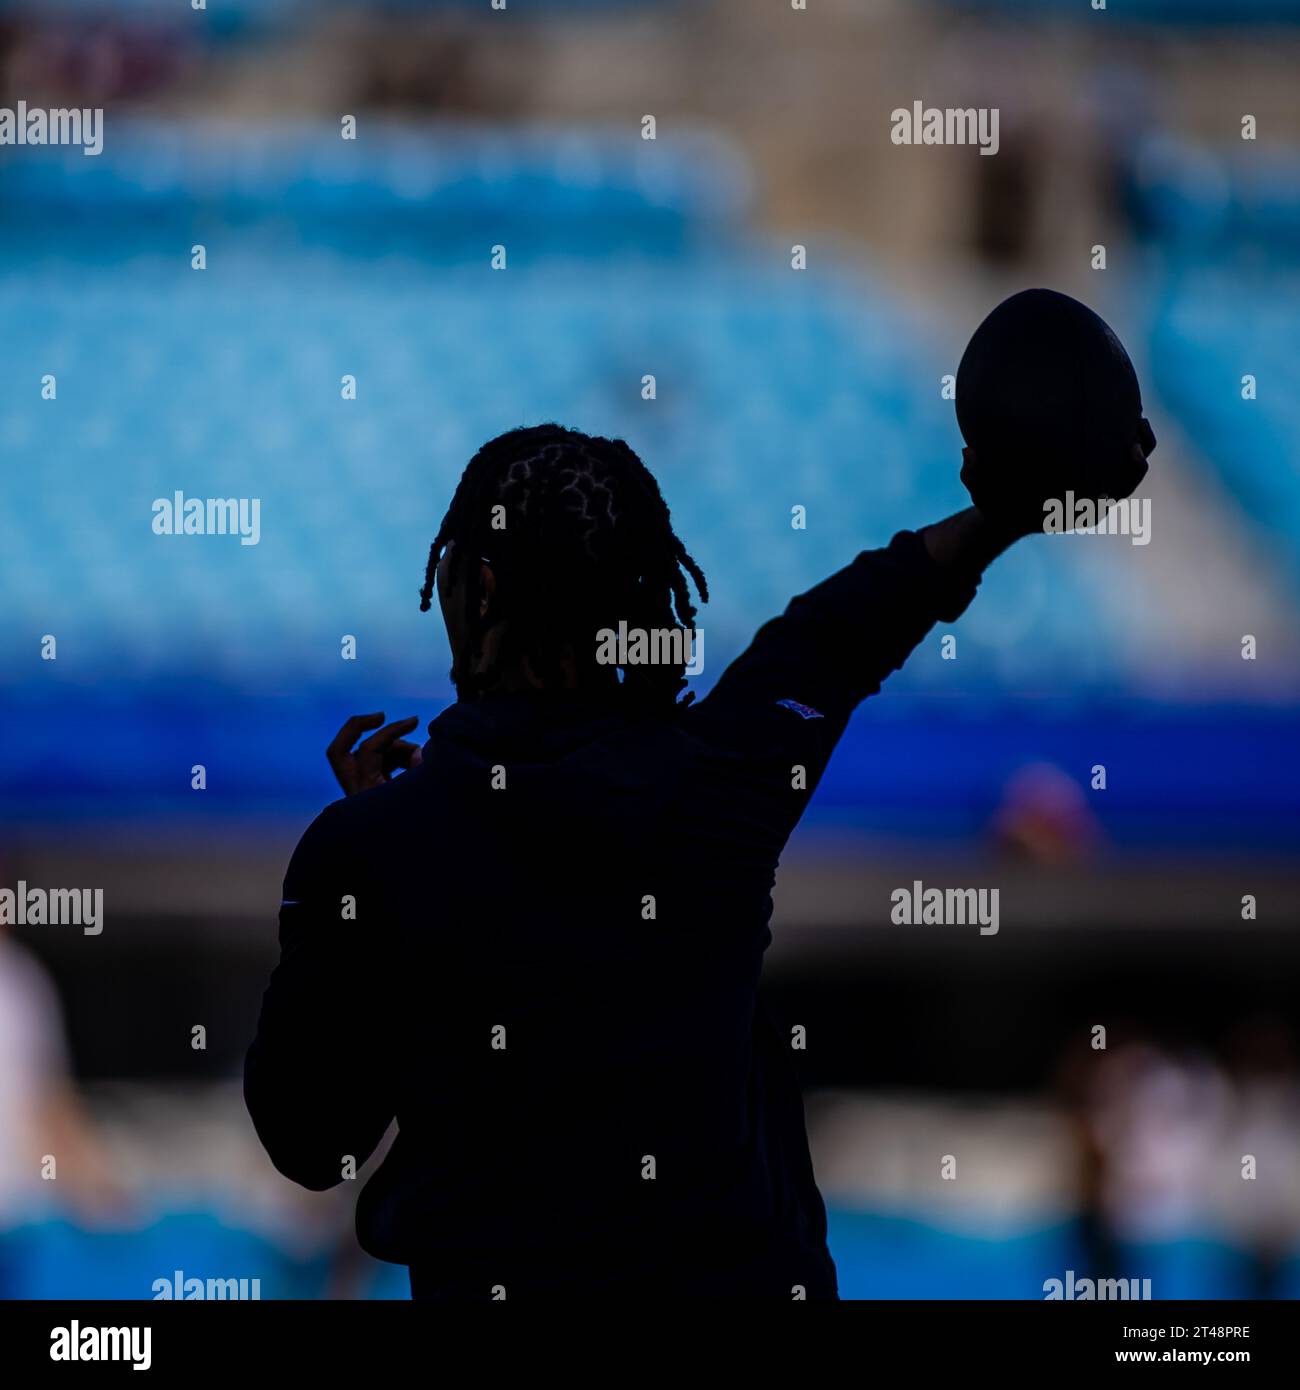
287;767;424;876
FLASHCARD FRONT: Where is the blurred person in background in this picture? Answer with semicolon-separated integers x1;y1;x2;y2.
1085;1042;1231;1253
992;761;1103;865
0;899;130;1296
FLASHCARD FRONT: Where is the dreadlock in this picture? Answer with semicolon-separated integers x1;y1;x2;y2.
420;424;708;710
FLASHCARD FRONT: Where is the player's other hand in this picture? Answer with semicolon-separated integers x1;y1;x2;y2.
327;712;422;795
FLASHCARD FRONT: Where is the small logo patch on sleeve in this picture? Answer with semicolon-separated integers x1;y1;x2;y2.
775;698;824;720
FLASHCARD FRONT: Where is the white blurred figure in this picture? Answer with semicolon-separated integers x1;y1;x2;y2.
0;918;130;1288
1089;1043;1231;1243
0;932;71;1220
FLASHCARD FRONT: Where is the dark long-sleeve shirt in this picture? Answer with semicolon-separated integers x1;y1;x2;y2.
244;528;981;1299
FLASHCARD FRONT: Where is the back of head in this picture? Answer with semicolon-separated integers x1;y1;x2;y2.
421;424;707;709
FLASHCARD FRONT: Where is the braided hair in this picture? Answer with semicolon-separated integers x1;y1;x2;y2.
420;424;708;709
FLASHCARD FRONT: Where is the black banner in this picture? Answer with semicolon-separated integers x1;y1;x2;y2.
1;1298;1290;1376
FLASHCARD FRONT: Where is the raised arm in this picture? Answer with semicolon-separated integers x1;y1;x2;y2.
701;503;1023;732
918;504;1023;577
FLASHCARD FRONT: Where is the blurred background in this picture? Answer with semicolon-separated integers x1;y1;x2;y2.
1;0;1299;1300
